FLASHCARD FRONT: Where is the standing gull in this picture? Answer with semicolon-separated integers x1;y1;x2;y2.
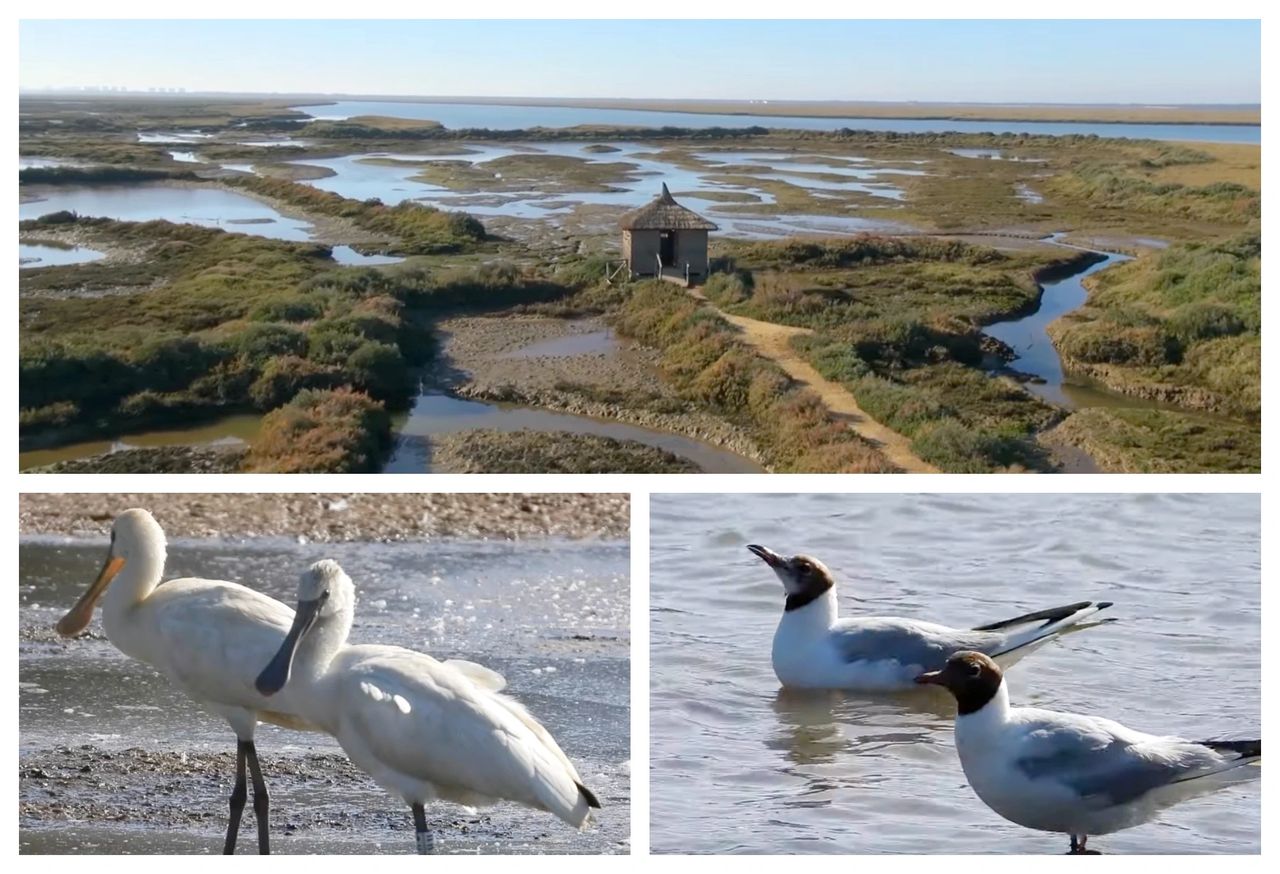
748;545;1112;690
54;508;319;854
255;559;600;854
917;651;1261;853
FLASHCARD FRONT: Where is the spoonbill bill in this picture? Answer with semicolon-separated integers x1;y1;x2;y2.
255;559;601;853
55;508;319;854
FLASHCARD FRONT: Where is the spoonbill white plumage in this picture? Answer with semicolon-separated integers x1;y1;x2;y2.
255;559;601;854
55;508;319;854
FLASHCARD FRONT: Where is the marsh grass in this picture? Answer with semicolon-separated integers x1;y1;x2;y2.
18;217;577;465
1052;407;1260;473
1049;232;1260;418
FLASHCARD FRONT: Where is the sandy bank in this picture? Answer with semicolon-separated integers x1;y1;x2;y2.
18;493;630;542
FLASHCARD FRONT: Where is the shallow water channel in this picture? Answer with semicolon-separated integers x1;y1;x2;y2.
649;492;1260;854
19;535;630;854
386;393;762;474
983;246;1128;408
19;393;759;474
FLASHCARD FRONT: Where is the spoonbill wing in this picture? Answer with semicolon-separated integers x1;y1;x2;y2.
143;579;298;706
442;659;507;692
334;649;595;827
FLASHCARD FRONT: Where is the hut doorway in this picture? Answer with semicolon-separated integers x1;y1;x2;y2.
659;231;676;267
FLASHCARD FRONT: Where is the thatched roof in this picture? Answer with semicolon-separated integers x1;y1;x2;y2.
619;184;718;231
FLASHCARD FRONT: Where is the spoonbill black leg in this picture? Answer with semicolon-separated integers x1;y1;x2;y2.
223;742;249;854
1069;834;1099;855
412;803;435;854
244;741;271;854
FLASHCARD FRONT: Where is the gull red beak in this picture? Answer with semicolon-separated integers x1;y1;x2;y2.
915;670;943;686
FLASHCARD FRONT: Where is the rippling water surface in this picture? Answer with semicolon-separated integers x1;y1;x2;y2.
650;493;1259;854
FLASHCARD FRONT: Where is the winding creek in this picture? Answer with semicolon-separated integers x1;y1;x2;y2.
981;236;1230;421
985;242;1130;408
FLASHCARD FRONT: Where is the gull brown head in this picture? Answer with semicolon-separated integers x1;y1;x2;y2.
915;650;1004;715
746;545;836;611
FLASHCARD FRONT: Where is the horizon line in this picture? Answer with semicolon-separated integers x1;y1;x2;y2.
16;89;1262;109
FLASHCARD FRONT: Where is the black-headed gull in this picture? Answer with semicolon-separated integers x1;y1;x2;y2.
747;545;1111;691
917;651;1261;853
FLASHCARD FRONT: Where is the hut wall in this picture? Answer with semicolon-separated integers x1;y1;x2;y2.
675;230;710;276
626;229;662;275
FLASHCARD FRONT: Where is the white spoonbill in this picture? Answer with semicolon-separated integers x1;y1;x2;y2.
917;651;1261;853
55;508;320;854
748;544;1113;690
254;559;601;854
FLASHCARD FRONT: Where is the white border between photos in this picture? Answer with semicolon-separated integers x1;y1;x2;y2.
9;3;1273;865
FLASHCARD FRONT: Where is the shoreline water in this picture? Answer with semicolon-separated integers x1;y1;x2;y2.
272;96;1263;127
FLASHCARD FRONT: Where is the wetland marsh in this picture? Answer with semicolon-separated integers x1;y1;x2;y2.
17;95;1260;473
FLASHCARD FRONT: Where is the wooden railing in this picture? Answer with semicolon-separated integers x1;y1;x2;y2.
604;260;630;284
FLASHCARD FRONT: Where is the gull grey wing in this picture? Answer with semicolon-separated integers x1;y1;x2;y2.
1016;733;1209;807
830;621;1002;670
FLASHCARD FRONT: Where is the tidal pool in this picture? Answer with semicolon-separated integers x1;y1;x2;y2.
19;242;105;269
330;245;404;266
18;184;315;242
287;143;915;239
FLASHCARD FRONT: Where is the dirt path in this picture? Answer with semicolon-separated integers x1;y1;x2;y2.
689;289;938;473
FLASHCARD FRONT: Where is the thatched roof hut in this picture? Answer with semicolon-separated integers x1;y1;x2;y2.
618;185;716;285
619;183;719;231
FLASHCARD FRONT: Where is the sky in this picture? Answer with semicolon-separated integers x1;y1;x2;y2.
18;19;1262;104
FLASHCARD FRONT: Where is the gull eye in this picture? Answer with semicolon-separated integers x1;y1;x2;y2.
966;661;982;678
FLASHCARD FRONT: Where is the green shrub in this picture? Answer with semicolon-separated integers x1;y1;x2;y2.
19;401;79;430
233;323;309;363
248;296;325;323
248;355;340;410
247;388;391;473
345;341;416;407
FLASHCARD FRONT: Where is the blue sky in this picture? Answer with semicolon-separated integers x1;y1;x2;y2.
19;19;1261;103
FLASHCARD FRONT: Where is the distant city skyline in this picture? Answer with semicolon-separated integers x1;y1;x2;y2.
19;20;1262;104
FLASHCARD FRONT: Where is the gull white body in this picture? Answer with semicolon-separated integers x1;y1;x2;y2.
260;561;597;851
918;651;1261;851
953;682;1261;837
771;585;1109;692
